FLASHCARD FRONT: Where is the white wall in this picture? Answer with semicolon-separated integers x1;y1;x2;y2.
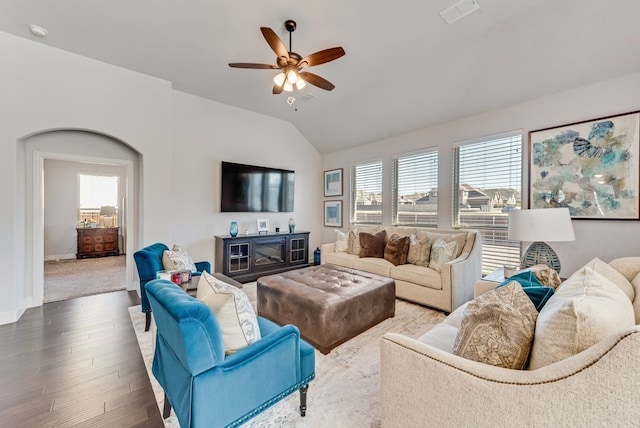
0;31;322;324
322;72;640;277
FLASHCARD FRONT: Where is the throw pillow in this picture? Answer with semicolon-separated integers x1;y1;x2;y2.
335;229;348;252
526;264;562;289
407;234;433;267
496;271;554;311
196;271;261;354
528;266;635;369
384;234;410;266
427;232;467;258
346;228;358;255
429;238;457;272
359;230;387;258
452;282;538;370
582;257;635;301
162;244;197;272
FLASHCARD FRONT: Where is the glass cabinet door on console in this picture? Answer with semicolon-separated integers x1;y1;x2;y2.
214;231;310;283
228;242;250;273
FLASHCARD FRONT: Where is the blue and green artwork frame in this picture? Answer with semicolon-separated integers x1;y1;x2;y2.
528;111;640;220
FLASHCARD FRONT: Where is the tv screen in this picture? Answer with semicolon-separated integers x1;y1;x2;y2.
220;161;295;212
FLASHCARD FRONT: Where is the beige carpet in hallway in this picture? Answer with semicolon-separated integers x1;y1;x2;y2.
44;255;127;303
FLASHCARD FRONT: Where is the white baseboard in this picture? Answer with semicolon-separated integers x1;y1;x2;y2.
0;305;26;325
44;253;76;261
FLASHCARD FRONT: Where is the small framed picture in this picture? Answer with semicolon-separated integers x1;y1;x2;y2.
324;168;343;197
324;200;343;227
257;218;270;233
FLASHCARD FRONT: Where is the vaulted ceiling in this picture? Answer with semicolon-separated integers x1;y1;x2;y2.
1;0;639;153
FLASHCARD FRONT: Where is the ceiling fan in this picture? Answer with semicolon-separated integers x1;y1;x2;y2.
228;20;345;94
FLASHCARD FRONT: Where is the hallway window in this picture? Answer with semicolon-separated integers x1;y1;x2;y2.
78;174;118;224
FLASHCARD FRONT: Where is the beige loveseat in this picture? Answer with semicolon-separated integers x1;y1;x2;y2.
321;226;482;313
380;257;640;427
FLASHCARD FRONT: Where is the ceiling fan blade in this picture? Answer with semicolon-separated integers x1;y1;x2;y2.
299;47;345;68
272;84;284;95
228;62;280;69
261;27;289;66
299;71;335;91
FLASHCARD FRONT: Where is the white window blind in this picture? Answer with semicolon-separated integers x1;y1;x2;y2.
453;133;522;274
392;150;438;227
350;160;383;224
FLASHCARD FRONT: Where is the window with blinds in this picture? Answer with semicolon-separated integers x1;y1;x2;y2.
452;133;522;274
350;160;383;224
78;174;119;222
392;150;438;227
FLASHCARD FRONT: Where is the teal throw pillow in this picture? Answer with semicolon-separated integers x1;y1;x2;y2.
496;270;554;311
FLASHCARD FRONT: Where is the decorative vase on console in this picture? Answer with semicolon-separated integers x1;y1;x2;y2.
288;218;295;233
229;221;239;237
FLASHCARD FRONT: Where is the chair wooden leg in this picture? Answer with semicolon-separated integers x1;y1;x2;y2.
145;312;152;331
299;385;309;417
162;393;172;418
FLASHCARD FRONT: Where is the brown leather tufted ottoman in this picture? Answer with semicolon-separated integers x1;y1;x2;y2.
257;264;395;354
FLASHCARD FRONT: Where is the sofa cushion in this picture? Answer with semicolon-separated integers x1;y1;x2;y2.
359;230;387;258
529;266;636;370
324;251;359;268
417;323;459;353
631;272;640;324
391;263;442;290
429;238;457;272
608;257;640;282
162;244;197;272
384;234;410;266
335;229;349;252
354;257;393;277
407;234;433;267
453;282;538;370
582;257;635;301
196;271;261;354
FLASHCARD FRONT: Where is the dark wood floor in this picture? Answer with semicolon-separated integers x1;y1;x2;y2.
0;290;164;428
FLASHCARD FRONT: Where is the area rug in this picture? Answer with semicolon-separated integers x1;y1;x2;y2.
44;255;126;303
129;282;446;427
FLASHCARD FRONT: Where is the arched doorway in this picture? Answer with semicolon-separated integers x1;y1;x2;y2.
21;129;140;307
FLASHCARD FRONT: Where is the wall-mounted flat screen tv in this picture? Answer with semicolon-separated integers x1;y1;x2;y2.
220;161;295;212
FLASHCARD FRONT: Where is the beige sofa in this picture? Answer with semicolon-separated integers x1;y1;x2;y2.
321;226;482;313
380;257;640;427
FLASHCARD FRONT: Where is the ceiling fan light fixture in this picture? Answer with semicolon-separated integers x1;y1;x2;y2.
283;81;293;92
295;78;306;90
273;72;286;87
286;69;298;84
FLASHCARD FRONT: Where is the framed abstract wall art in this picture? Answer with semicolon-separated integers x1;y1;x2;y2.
324;200;343;227
324;168;343;197
528;111;640;220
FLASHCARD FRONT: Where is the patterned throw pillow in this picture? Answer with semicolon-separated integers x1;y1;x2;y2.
428;238;457;272
453;282;538;369
427;232;468;258
196;272;261;354
335;229;348;252
384;234;410;266
162;244;197;272
359;231;387;258
407;234;433;267
346;228;359;255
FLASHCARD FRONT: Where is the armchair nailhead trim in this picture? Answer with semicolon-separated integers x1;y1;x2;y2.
227;374;315;428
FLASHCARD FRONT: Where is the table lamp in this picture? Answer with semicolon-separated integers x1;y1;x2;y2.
508;208;575;274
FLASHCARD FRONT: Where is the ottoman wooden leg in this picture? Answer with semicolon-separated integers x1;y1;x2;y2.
299;385;309;416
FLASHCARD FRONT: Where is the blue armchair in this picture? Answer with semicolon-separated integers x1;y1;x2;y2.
145;279;315;427
133;243;211;331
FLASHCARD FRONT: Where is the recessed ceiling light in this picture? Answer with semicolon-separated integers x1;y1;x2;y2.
29;24;48;38
440;0;480;24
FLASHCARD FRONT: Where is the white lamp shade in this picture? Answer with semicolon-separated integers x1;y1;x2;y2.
508;208;575;242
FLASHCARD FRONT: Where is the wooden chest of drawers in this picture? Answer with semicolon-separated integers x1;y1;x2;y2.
76;227;120;259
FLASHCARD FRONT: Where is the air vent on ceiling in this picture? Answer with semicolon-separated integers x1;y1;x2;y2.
440;0;480;24
299;92;317;102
